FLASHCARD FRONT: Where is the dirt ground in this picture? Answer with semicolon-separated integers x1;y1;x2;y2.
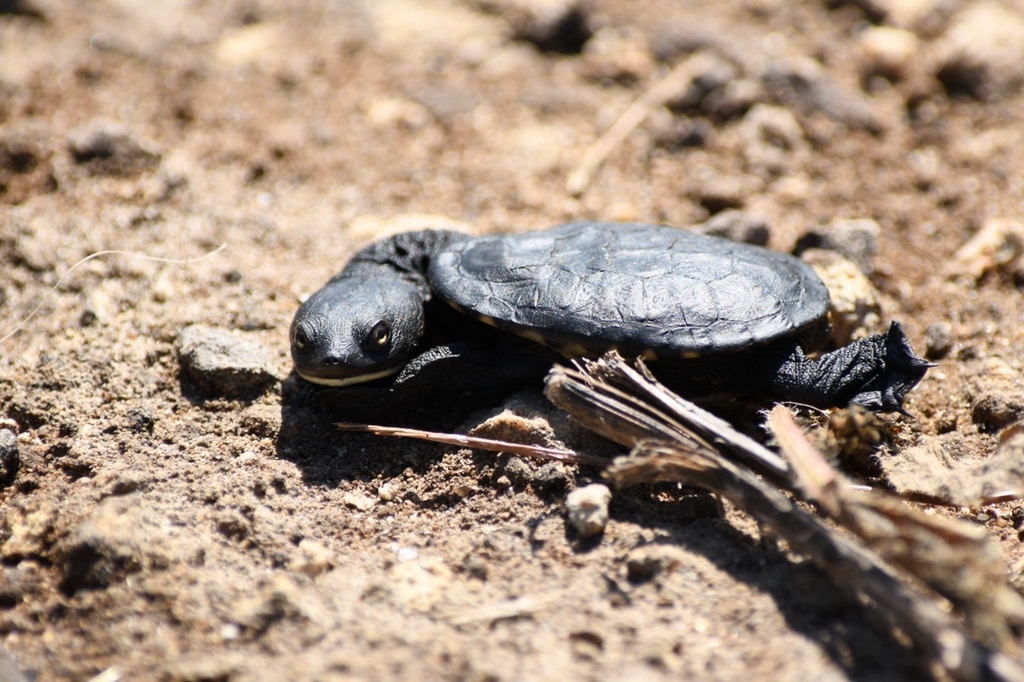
4;0;1024;679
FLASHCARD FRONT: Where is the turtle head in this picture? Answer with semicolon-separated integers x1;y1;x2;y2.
290;277;426;387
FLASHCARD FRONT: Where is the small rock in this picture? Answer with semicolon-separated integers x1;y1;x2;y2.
0;429;19;486
469;404;560;450
795;218;881;275
490;0;593;54
858;26;920;81
625;545;684;583
176;324;278;398
342;490;376;511
701;78;766;119
497;456;533;488
742;103;806;151
972;394;1024;431
739;104;806;176
695;209;771;246
291;540;333;578
377;479;400;501
849;0;957;34
0;129;56;204
801;248;882;345
932;2;1024;100
691;176;751;214
762;57;882;133
966;358;1024;430
952;217;1024;282
579;26;655;83
648;24;731;63
664;51;738;114
566;483;611;538
67;119;161;176
533;461;571;493
924;321;954;360
363;97;432;130
649;115;711;150
214;509;251;541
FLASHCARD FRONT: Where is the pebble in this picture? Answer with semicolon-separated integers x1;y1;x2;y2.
176;324;278;398
0;429;19;486
864;0;955;34
495;0;593;54
533;461;571;494
67;119;161;176
579;26;655;83
664;51;738;114
739;104;805;176
796;218;880;275
695;209;771;246
966;357;1024;430
932;2;1024;100
497;456;533;488
625;545;683;583
0;128;54;205
858;26;920;81
378;479;400;501
701;78;766;119
566;483;611;538
342;490;376;511
291;540;333;578
761;57;881;133
801;249;882;346
924;321;955;360
952;217;1024;282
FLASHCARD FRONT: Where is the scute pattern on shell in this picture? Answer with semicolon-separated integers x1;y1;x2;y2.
428;222;830;357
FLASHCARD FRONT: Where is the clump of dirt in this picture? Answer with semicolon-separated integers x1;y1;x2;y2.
3;0;1024;680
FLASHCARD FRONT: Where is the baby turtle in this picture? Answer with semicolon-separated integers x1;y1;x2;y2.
290;222;930;419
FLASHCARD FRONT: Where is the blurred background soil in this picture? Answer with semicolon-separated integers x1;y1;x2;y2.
3;0;1024;679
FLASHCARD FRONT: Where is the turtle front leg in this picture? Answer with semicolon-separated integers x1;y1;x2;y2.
308;337;560;422
766;321;932;413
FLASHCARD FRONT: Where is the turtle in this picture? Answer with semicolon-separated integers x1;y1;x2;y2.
289;221;930;420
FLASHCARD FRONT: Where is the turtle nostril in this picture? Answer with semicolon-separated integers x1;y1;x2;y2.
323;356;340;366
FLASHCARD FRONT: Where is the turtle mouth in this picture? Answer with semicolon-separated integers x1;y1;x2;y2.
296;365;401;387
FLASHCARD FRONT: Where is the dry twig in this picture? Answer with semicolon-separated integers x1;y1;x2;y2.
335;422;610;467
565;54;713;197
544;353;1024;682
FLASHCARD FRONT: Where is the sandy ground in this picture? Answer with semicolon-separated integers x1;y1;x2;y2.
3;0;1024;679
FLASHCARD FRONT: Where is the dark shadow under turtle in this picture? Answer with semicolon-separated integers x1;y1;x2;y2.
288;222;930;423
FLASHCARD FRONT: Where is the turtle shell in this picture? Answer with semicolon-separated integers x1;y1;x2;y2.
427;222;830;358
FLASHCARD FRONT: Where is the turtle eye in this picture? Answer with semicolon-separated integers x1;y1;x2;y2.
293;325;312;353
362;321;391;353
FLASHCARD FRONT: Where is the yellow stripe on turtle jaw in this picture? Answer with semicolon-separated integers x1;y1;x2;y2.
297;365;401;387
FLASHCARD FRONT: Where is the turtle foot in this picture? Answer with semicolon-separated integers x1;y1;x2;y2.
845;321;934;414
770;321;932;413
